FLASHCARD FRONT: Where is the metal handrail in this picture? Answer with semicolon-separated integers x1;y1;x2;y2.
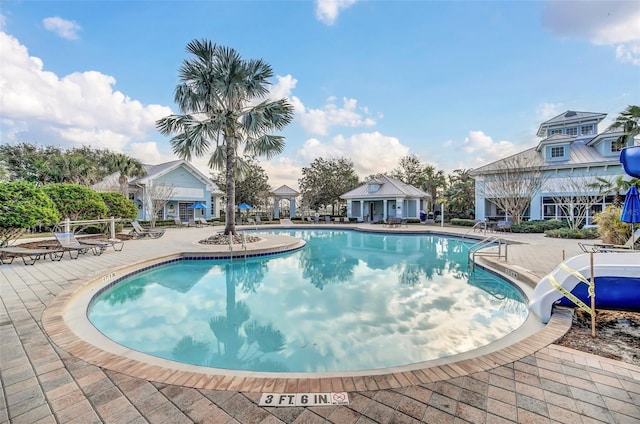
467;235;508;270
464;220;489;237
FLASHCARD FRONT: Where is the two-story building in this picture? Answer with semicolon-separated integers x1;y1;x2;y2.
471;110;635;224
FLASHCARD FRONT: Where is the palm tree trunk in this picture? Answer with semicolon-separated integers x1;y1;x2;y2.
225;134;236;235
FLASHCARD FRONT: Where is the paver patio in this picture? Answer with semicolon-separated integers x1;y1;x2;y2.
1;223;638;423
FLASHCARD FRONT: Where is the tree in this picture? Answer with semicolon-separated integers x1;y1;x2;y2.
102;152;145;197
99;192;138;220
607;105;640;144
391;155;447;208
547;176;606;230
589;175;639;207
479;154;547;224
298;157;360;214
444;169;475;218
211;157;270;209
156;39;294;235
141;182;175;228
0;182;60;246
0;142;63;184
391;155;426;187
41;184;108;221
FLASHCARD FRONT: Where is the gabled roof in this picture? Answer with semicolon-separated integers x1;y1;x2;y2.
535;133;576;151
536;110;606;137
470;140;620;176
129;159;221;193
271;185;299;196
340;175;430;199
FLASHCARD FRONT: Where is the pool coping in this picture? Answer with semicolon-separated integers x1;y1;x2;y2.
41;229;574;393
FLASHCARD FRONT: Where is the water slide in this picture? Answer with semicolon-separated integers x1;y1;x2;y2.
528;252;640;323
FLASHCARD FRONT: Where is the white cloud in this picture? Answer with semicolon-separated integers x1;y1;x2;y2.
297;131;409;177
43;16;81;40
536;102;563;122
296;96;376;136
0;32;172;151
461;130;519;166
541;2;640;65
315;0;358;25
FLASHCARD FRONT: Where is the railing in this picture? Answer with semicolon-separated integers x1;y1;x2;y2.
463;220;489;237
242;232;247;260
56;217;122;239
467;235;508;270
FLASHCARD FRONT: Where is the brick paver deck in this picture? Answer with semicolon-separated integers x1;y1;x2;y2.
1;224;638;423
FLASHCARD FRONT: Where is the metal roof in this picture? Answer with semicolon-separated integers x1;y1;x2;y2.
536;110;606;137
341;175;430;199
271;185;300;196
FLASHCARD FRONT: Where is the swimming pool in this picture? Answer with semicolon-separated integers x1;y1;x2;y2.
88;229;528;373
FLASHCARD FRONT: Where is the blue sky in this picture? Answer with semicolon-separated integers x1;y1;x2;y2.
1;0;639;189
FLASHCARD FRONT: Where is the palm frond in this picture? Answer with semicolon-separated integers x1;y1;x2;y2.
245;135;285;159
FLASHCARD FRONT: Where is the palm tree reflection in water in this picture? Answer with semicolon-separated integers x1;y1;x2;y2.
172;262;288;372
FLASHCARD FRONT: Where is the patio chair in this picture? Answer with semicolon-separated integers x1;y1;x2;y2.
196;218;211;226
255;215;263;225
76;235;124;252
0;246;64;265
343;217;350;224
324;216;330;224
174;217;187;227
494;220;512;232
579;229;640;253
53;232;96;258
129;221;165;239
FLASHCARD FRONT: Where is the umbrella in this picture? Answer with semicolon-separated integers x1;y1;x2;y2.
187;202;208;209
237;203;252;210
620;185;640;250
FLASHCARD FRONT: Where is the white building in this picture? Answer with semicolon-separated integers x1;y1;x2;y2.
471;110;636;224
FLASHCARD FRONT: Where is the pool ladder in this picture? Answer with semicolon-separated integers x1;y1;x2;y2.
467;235;508;271
228;232;248;261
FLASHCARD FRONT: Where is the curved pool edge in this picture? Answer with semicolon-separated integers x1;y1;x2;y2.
41;231;574;392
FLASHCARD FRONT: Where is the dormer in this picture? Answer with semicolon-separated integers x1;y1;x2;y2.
535;134;573;162
367;178;382;193
536;110;606;138
586;130;630;158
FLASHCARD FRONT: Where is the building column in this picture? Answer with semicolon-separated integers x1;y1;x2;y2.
274;198;280;219
290;196;296;218
383;199;388;220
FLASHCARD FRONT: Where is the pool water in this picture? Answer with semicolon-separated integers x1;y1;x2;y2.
88;229;528;373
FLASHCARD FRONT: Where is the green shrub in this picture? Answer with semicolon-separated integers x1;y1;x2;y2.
406;218;421;224
0;182;61;246
42;183;108;220
450;218;476;227
594;205;631;245
512;219;567;233
545;227;599;239
99;192;137;220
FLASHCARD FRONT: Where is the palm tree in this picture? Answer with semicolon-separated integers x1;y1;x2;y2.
156;39;294;235
608;105;640;144
103;152;145;197
590;176;640;207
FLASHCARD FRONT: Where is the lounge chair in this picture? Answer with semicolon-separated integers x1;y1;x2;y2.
53;232;95;258
196;218;211;226
174;217;187;227
129;221;165;239
494;220;512;232
579;229;640;253
0;247;64;265
343;217;350;224
255;215;263;225
76;235;124;252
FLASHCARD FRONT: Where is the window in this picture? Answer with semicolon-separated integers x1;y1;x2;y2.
566;127;577;136
549;129;562;135
581;125;594;135
550;146;565;158
611;140;625;153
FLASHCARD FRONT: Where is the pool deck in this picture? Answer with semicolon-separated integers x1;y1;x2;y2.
2;223;639;423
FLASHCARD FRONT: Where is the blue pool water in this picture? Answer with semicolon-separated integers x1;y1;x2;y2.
88;229;528;373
